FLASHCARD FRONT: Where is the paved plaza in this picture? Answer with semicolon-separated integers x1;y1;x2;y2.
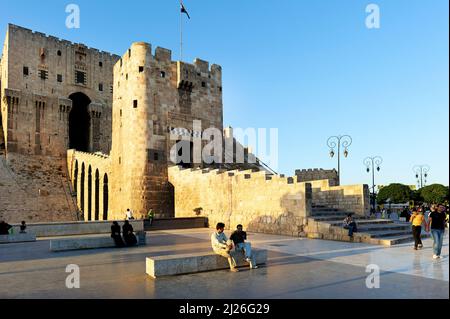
0;228;448;299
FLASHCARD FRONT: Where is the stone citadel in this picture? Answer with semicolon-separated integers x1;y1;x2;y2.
1;24;373;241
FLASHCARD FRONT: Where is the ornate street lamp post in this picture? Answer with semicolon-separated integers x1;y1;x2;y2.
413;165;430;189
364;156;383;213
327;135;352;184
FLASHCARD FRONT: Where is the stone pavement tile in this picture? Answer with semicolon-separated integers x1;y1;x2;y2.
0;228;448;299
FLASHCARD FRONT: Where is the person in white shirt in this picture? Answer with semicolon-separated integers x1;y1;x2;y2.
125;208;134;220
211;222;238;272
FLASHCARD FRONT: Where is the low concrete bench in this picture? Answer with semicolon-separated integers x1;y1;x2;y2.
146;249;267;278
0;233;36;244
50;231;146;252
12;220;144;237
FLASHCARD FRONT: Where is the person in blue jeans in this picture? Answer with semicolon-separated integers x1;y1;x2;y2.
343;214;358;237
230;224;258;269
426;204;447;259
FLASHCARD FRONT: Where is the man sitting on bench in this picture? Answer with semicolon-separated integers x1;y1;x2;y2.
211;222;239;272
230;224;258;269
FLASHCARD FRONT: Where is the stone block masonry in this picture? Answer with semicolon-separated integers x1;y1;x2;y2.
0;24;119;156
295;168;339;186
169;166;313;236
309;179;370;216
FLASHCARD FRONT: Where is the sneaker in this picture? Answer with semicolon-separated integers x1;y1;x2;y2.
433;255;439;259
414;247;418;250
230;268;239;272
245;258;251;263
418;244;423;248
251;265;259;269
437;255;442;259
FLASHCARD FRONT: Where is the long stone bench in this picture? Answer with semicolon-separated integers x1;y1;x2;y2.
11;220;144;237
0;232;36;244
146;249;267;278
50;231;146;252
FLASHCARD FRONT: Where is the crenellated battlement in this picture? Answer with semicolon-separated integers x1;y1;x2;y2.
168;165;303;186
7;24;120;59
115;41;222;91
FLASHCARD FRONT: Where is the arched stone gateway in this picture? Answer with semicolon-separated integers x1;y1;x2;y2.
69;92;91;152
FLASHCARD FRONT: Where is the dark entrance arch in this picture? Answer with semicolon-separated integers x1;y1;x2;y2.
88;166;92;221
69;92;91;152
103;174;109;220
95;169;100;221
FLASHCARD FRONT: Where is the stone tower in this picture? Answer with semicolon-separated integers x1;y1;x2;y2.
110;42;224;218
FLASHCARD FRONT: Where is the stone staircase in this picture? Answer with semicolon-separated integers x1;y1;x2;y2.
307;205;430;246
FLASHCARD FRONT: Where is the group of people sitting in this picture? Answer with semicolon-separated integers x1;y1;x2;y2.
110;220;137;247
0;220;27;235
211;223;258;272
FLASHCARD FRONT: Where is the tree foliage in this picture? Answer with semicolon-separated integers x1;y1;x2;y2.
420;184;449;204
377;183;412;204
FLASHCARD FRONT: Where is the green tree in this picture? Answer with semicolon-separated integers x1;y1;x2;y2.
377;183;412;204
420;184;450;204
410;189;424;203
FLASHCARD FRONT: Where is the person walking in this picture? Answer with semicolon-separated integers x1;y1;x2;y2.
410;208;425;250
426;204;447;259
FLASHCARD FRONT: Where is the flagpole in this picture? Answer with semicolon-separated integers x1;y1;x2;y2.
180;0;183;62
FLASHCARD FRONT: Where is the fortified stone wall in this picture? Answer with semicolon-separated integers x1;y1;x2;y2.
168;166;312;236
309;179;370;216
169;166;370;236
0;24;119;156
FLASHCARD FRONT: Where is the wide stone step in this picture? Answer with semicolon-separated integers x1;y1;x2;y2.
358;224;412;232
328;219;394;226
310;211;350;217
310;215;356;221
312;207;339;212
362;229;413;238
373;233;432;246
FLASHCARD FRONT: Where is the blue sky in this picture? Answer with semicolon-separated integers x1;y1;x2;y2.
1;0;448;187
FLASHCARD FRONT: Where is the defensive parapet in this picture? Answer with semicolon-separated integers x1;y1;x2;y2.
295;168;339;186
7;24;120;59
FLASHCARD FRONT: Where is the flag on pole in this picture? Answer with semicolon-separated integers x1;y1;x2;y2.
180;1;191;19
